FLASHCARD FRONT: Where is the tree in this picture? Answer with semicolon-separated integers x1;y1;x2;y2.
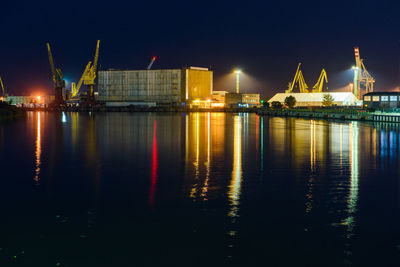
271;101;282;109
284;96;296;108
322;94;334;107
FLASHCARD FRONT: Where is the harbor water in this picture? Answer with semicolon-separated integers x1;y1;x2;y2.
1;112;400;266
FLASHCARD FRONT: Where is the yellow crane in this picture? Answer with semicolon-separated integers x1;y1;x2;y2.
71;62;92;98
312;69;328;93
83;40;100;101
46;43;65;104
0;76;5;97
286;63;309;93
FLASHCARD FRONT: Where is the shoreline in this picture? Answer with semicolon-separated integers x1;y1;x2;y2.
258;108;400;123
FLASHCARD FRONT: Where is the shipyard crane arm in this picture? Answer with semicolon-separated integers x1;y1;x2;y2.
147;56;156;70
0;77;5;96
297;70;309;93
46;43;57;83
46;43;65;86
286;63;302;93
71;62;92;98
92;40;100;74
312;69;328;93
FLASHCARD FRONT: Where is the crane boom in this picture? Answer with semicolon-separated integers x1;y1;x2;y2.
92;40;100;74
0;76;5;96
71;62;92;98
46;43;57;82
286;63;302;93
147;56;156;70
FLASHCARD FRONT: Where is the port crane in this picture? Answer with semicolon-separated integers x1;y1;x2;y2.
0;76;6;97
83;40;100;102
312;69;328;93
147;56;157;70
353;46;375;99
46;43;65;105
286;63;309;93
71;62;92;98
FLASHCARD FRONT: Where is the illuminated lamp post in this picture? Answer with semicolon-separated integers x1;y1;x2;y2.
352;66;359;99
235;69;241;93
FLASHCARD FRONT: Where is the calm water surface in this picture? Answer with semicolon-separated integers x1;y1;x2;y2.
1;112;400;266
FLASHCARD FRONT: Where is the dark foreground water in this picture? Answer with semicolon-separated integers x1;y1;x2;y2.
1;112;400;266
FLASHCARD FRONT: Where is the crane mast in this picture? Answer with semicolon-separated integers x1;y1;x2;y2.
46;43;65;105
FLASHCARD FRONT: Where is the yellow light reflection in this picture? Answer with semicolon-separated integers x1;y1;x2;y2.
34;112;41;185
189;113;200;198
306;120;316;213
200;112;211;199
343;121;359;237
228;115;242;218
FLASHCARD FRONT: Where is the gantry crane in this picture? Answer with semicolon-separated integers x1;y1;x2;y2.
353;46;375;100
286;63;309;93
46;43;65;105
83;40;100;102
71;62;92;98
312;69;328;93
147;56;157;70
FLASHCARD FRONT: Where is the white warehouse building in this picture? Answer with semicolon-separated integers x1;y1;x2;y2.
268;92;358;107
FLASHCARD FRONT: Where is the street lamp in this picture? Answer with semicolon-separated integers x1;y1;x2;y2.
235;69;241;93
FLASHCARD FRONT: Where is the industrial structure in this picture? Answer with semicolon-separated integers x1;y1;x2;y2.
5;95;54;107
211;91;260;107
98;66;213;106
0;76;6;99
363;92;400;109
83;40;100;102
46;43;65;105
285;63;328;93
353;46;375;100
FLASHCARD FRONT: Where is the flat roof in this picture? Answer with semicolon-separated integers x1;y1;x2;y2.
364;92;400;96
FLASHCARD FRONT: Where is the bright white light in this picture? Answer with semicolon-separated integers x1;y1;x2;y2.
61;112;67;123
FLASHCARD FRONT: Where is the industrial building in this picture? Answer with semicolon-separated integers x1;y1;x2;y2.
6;95;54;107
363;92;400;109
98;67;213;106
211;91;260;107
268;92;358;107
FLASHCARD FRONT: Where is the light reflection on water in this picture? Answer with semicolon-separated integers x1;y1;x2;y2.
3;112;400;265
34;112;41;185
228;115;242;219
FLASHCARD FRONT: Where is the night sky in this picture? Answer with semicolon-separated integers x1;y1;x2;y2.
1;0;399;98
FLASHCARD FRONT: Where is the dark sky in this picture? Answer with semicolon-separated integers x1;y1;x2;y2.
1;0;399;98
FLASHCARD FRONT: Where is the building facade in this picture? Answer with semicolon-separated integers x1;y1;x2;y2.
363;92;400;109
98;67;213;106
